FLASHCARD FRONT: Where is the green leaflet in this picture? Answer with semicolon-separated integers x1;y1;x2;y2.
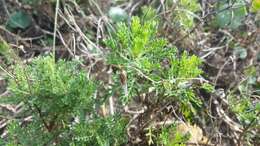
0;37;18;63
252;0;260;12
214;0;247;29
108;7;128;23
6;11;32;30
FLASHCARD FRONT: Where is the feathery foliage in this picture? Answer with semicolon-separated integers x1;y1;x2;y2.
3;56;127;146
106;15;203;119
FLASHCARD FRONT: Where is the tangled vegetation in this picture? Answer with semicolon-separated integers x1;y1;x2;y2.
0;0;259;146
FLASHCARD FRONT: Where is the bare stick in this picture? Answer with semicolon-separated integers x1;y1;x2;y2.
53;0;60;58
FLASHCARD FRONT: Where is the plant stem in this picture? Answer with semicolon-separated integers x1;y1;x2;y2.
53;0;60;60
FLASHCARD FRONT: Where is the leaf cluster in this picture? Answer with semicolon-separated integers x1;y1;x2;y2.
213;0;247;29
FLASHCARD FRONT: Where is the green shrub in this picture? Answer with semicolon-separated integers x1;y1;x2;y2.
105;16;203;119
1;13;204;145
2;56;126;146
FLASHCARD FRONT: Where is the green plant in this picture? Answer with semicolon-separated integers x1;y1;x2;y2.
0;37;17;63
1;55;126;146
164;0;201;31
229;95;259;125
241;66;260;95
226;66;260;145
71;115;127;146
175;0;201;30
251;0;260;12
157;124;189;146
108;7;128;23
6;11;32;30
1;9;205;145
106;15;203;119
227;94;259;145
233;46;248;59
213;0;247;29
